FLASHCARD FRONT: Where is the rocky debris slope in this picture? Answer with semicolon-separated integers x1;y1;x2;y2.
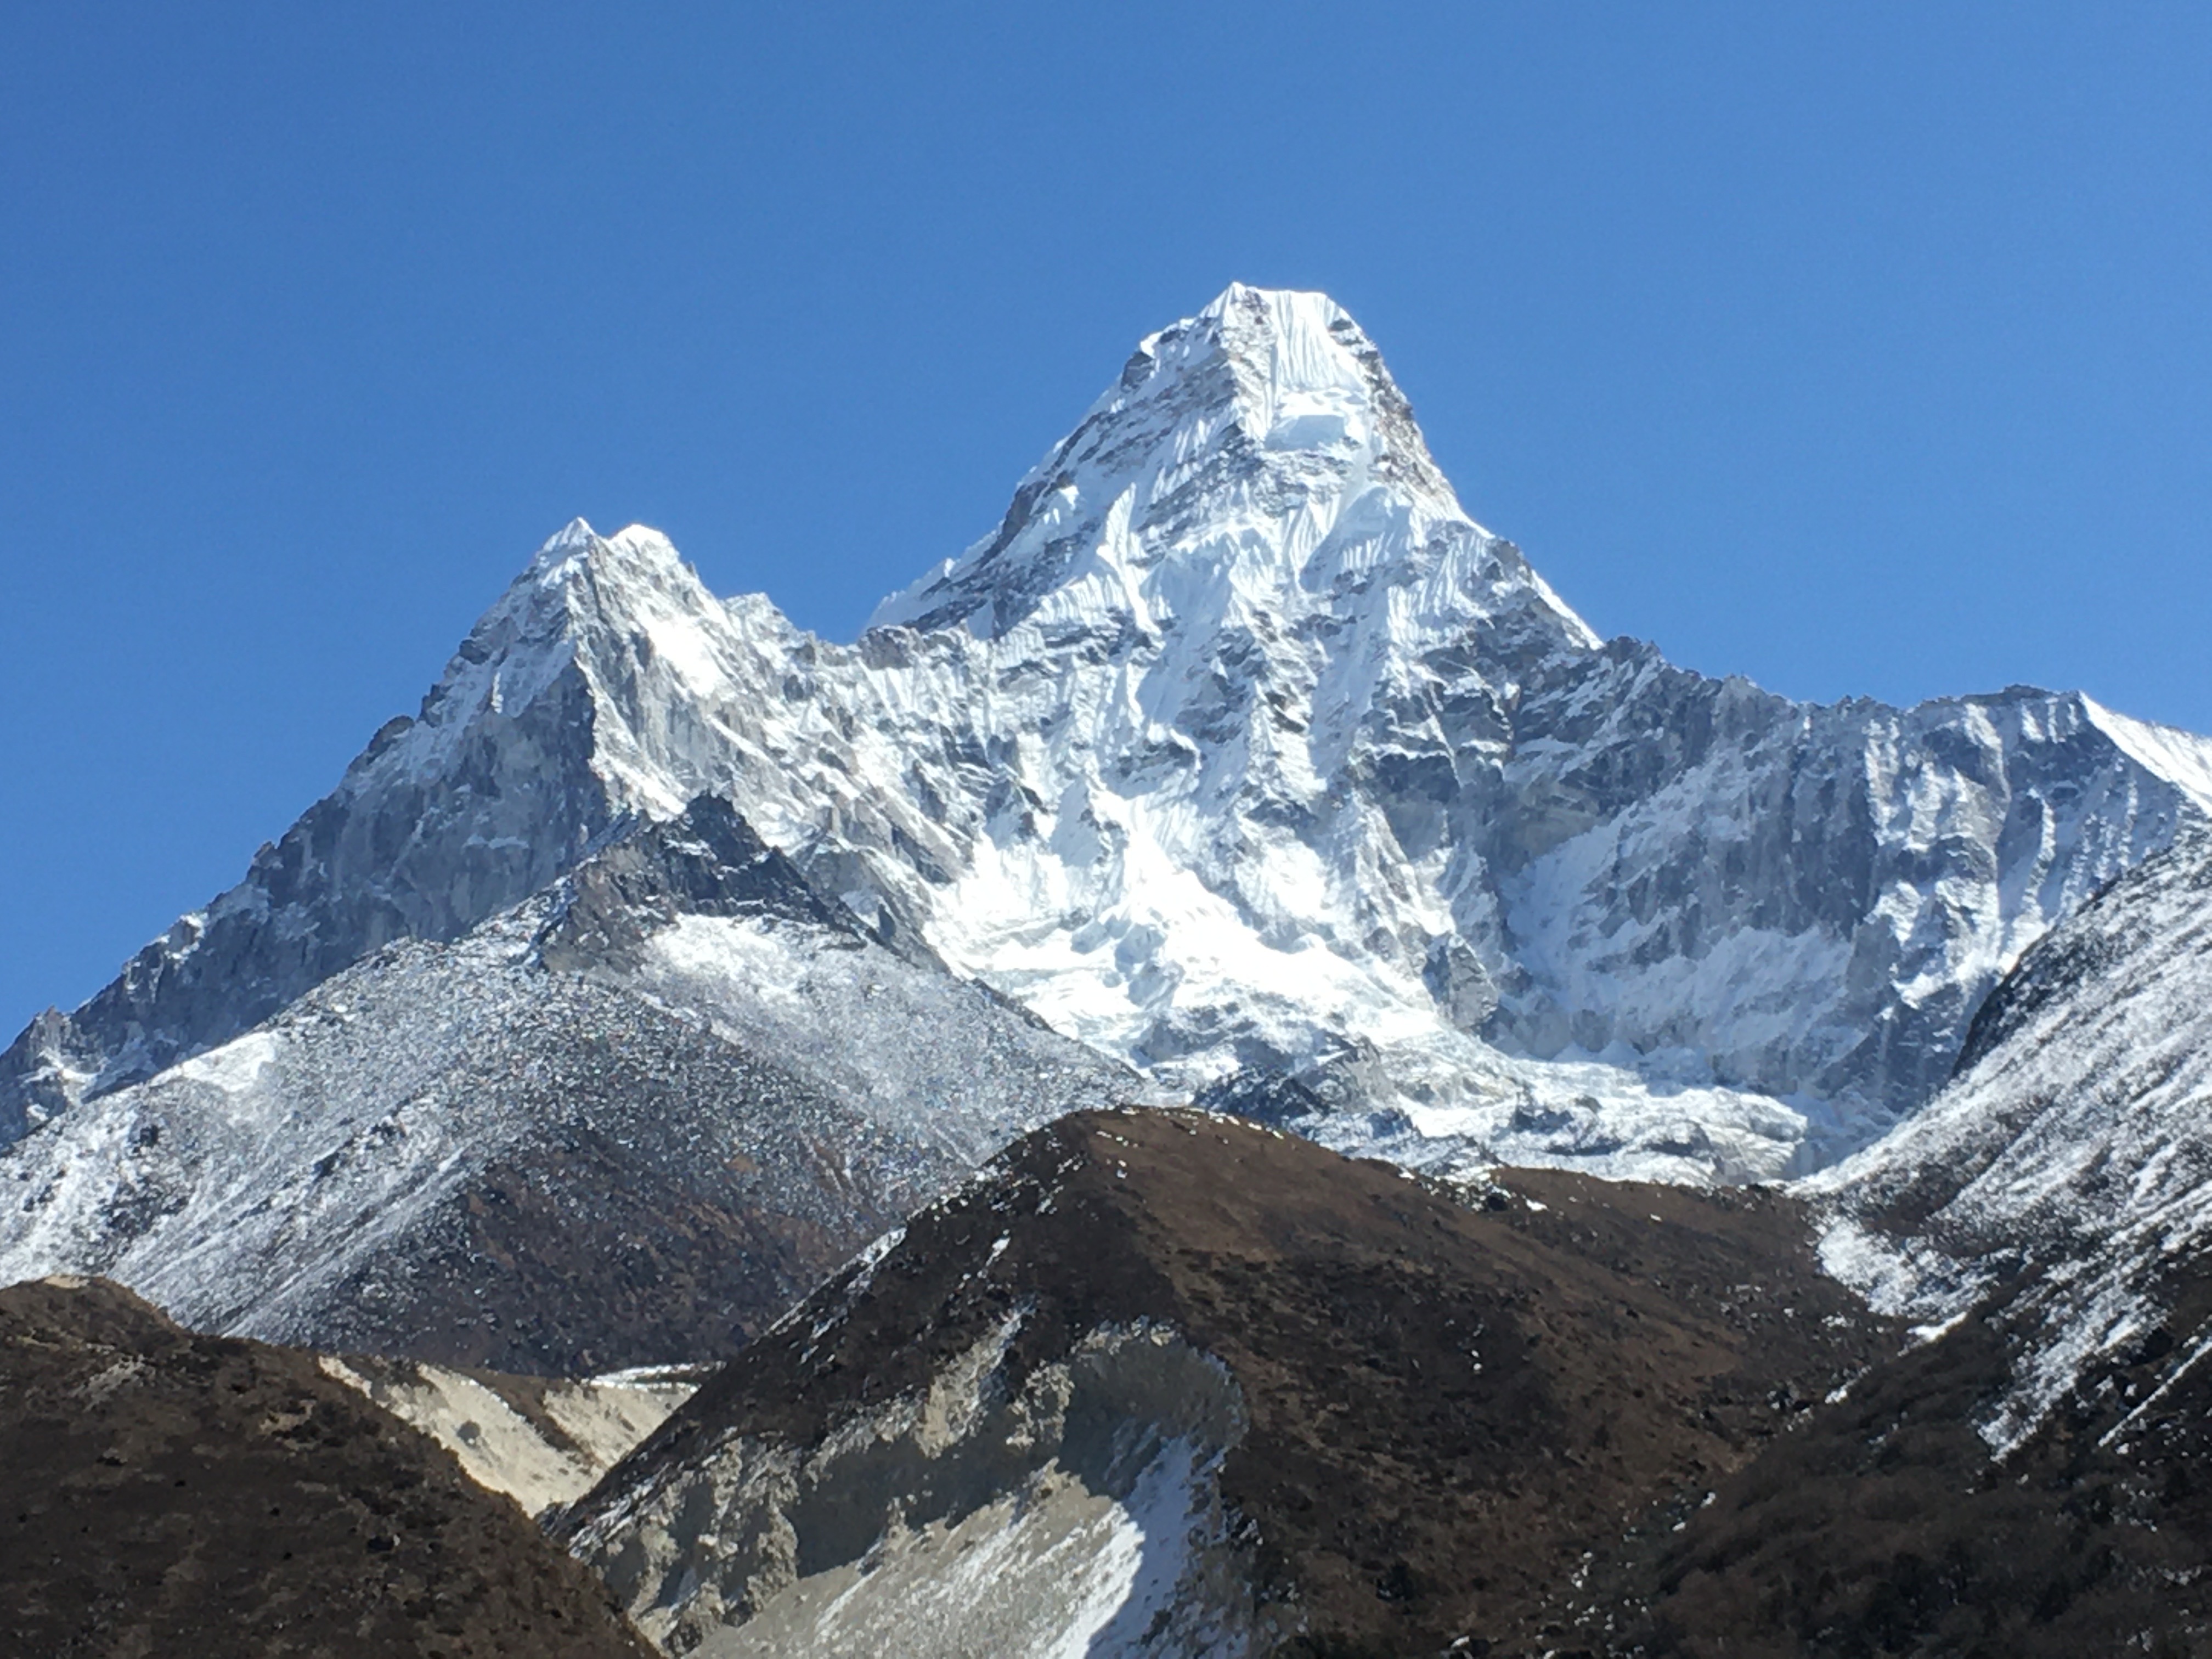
558;1108;1888;1657
0;1276;650;1658
0;799;1128;1374
321;1356;703;1519
1804;822;2212;1454
10;286;2210;1181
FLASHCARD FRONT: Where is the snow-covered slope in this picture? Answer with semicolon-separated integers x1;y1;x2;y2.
8;284;2211;1181
0;802;1130;1370
1805;824;2212;1452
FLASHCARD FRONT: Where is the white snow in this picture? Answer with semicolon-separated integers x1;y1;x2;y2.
2085;697;2212;814
634;911;1135;1162
170;1030;279;1096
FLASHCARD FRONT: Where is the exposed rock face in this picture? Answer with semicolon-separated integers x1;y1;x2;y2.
0;802;1129;1373
320;1356;703;1519
581;1323;1255;1658
0;1276;651;1658
8;286;2209;1180
560;1108;1888;1656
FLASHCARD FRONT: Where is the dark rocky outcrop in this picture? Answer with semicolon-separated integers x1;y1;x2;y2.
1590;1259;2212;1657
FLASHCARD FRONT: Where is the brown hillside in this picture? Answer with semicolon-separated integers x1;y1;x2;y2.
0;1276;649;1659
572;1107;1894;1655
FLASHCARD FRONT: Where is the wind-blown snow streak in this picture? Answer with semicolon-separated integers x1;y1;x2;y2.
6;284;2210;1181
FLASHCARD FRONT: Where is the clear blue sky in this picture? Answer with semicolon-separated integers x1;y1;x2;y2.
5;3;2209;1036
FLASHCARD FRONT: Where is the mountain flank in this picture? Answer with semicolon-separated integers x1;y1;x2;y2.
1807;823;2212;1452
1570;822;2212;1654
560;1108;1892;1657
0;1276;649;1658
0;796;1127;1374
1589;1260;2212;1656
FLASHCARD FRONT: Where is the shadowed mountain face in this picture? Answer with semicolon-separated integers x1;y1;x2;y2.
560;1109;1890;1657
8;287;2211;1182
0;1276;651;1659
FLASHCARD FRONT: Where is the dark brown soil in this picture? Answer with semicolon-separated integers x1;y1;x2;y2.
0;1277;650;1659
578;1107;1896;1655
1585;1253;2212;1658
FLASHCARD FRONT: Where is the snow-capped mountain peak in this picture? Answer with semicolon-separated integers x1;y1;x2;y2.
526;517;695;592
527;514;605;576
868;284;1595;656
1182;283;1457;498
385;517;736;802
10;286;2212;1189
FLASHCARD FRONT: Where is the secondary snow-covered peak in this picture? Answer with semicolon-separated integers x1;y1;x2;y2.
523;516;694;594
868;284;1593;650
396;519;713;771
527;515;602;573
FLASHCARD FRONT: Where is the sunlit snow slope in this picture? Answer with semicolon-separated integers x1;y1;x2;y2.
7;284;2210;1182
1807;825;2212;1453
